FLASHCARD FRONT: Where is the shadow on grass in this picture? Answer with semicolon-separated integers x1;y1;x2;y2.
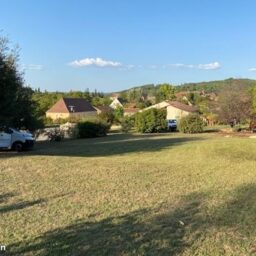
0;192;16;204
0;198;46;214
0;133;205;158
8;192;207;256
8;183;256;255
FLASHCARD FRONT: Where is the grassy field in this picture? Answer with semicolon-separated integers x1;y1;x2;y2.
1;132;256;255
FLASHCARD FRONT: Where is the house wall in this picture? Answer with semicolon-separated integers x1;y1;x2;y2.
110;99;123;109
166;106;190;120
46;111;96;120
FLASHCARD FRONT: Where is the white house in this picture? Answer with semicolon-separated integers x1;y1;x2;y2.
109;97;126;109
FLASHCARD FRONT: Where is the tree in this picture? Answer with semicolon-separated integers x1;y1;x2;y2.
216;84;252;124
251;85;256;115
0;36;39;129
156;84;176;102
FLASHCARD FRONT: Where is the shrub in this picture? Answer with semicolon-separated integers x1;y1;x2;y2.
45;128;64;141
113;107;124;123
77;120;110;138
135;108;167;133
98;111;114;125
178;114;204;133
121;116;135;133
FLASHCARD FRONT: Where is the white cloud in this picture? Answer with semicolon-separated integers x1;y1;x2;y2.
170;63;194;68
169;62;220;70
69;57;122;68
198;62;220;70
249;67;256;72
23;64;43;70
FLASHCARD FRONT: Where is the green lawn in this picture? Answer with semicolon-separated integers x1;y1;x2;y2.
1;133;256;255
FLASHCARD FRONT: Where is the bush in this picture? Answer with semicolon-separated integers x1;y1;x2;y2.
113;107;124;123
98;111;114;125
121;116;135;133
77;120;110;138
45;128;64;141
178;114;204;133
135;108;167;133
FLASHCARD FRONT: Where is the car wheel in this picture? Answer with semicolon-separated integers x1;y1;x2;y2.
13;142;23;152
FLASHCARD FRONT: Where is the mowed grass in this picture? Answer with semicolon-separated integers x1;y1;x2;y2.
1;133;256;255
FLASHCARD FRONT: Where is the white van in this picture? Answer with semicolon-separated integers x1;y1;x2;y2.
0;127;35;151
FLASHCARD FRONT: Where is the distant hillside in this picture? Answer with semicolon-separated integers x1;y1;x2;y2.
112;78;256;96
178;78;256;93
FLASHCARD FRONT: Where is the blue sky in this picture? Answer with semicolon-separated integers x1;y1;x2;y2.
2;0;256;92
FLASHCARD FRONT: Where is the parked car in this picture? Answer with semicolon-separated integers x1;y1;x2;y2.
167;119;177;131
0;127;35;151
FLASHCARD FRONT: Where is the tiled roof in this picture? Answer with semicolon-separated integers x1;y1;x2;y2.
94;106;113;112
167;101;198;112
47;98;96;113
124;108;140;113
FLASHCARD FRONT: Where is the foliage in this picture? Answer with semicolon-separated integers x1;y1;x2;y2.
91;96;111;107
32;89;110;123
135;100;152;109
135;108;167;133
120;116;135;133
251;85;256;115
77;120;110;138
216;83;252;124
45;128;64;141
0;36;40;130
156;83;176;102
98;111;114;125
113;107;124;123
178;114;204;133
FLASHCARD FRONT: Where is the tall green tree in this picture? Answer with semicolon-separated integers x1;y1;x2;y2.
0;36;39;129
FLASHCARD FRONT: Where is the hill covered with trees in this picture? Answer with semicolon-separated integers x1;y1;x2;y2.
112;78;256;96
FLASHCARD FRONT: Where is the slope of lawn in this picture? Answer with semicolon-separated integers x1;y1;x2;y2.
1;133;256;255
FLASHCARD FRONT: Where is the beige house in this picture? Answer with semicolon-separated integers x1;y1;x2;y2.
141;100;198;120
166;101;198;120
109;97;126;109
46;97;97;120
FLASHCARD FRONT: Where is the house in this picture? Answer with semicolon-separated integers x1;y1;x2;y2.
166;101;198;120
141;100;198;120
46;97;97;120
109;97;126;109
94;106;113;115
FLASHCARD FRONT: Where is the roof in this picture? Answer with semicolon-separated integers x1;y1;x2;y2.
46;98;96;113
94;106;113;112
167;101;198;112
124;108;139;113
115;97;126;104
